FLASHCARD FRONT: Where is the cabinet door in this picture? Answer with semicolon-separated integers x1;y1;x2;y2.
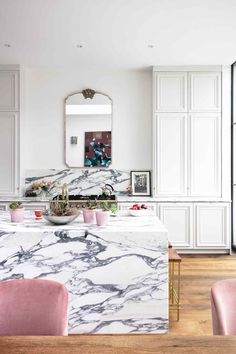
190;113;221;197
154;72;187;112
154;113;187;196
189;72;221;112
159;203;193;248
0;113;19;195
195;203;230;249
118;203;156;215
0;71;19;111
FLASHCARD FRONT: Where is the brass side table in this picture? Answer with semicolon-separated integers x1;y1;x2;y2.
168;245;182;321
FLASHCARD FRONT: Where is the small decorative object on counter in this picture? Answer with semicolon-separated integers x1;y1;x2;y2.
100;184;114;199
130;171;151;196
31;179;58;200
34;210;43;220
96;202;111;226
82;201;97;224
126;184;132;196
9;202;24;223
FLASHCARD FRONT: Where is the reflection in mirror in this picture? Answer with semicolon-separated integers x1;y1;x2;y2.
65;89;112;167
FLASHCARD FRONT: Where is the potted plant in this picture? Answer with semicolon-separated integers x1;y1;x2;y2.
82;201;97;224
96;202;111;226
42;184;79;225
9;202;24;223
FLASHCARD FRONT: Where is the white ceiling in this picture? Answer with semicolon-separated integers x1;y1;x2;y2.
0;0;236;69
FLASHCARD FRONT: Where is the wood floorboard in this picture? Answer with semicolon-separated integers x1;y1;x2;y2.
169;254;236;335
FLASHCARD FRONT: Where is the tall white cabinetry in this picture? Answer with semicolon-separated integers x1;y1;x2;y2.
153;66;230;253
0;66;19;196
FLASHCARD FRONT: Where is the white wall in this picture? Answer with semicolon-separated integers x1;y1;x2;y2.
20;66;152;171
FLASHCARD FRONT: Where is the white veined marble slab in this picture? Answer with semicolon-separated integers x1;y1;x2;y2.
0;212;168;334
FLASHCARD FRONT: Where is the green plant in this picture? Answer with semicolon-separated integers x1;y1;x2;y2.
47;186;77;217
84;201;97;210
110;204;118;214
47;200;78;216
9;202;23;210
99;201;110;212
98;202;118;213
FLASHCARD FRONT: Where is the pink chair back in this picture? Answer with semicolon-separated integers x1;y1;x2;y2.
0;279;68;335
211;279;236;335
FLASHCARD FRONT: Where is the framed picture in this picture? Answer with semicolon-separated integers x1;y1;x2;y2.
84;131;112;167
130;171;151;196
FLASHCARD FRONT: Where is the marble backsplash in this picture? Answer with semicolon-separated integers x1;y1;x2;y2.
25;169;130;196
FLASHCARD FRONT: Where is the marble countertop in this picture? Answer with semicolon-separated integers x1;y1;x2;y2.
0;212;167;237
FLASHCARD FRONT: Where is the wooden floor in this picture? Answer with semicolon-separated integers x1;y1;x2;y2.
169;253;236;335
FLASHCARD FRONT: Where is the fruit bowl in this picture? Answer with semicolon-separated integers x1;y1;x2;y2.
128;209;150;217
128;204;150;217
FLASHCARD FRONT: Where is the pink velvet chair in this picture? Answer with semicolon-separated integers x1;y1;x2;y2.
0;279;68;335
211;279;236;335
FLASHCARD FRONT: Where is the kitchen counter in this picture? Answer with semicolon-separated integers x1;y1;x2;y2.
0;196;232;203
0;212;168;334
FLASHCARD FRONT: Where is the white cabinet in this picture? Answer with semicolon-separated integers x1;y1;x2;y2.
158;202;230;252
154;113;187;196
189;72;221;112
153;67;222;199
154;72;187;112
0;113;19;195
190;113;221;196
159;203;193;248
0;66;19;197
195;203;229;249
118;202;156;215
0;70;19;111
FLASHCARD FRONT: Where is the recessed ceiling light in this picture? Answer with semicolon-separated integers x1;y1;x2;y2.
4;43;11;48
147;44;154;48
76;44;83;48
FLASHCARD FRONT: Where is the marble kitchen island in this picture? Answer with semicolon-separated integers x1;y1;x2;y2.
0;212;168;334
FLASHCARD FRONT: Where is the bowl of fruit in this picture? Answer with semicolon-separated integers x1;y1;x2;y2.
128;204;150;217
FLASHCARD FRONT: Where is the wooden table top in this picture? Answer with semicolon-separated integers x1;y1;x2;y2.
0;335;236;354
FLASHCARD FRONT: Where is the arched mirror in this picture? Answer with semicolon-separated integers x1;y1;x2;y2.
65;89;112;167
